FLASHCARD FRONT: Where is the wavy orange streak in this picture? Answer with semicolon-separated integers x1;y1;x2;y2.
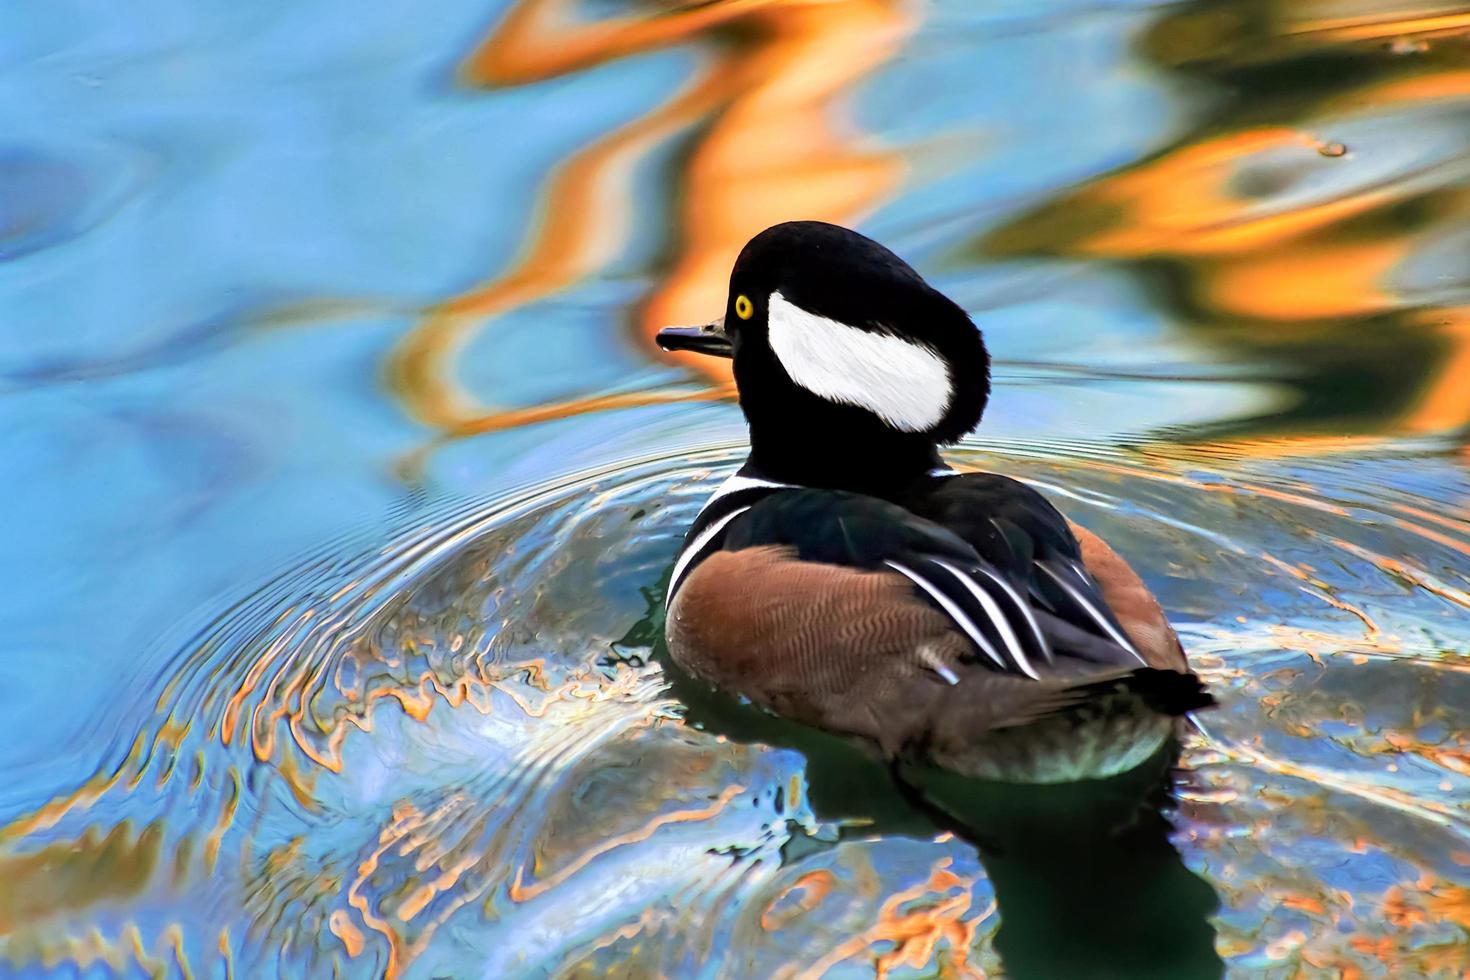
1048;454;1470;560
341;792;525;980
572;906;663;961
0;732;146;845
1199;183;1470;327
1206;732;1468;831
122;716;184;792
345;802;427;979
1063;128;1398;259
1257;552;1385;641
1142;436;1405;463
217;925;232;980
286;634;350;765
638;0;909;336
1197;238;1399;321
1198;479;1351;516
297;666;467;773
508;783;745;902
274;753;319;811
488;670;616;719
1329;537;1470;611
328;910;365;959
252;657;311;764
202;770;240;873
220;616;303;747
290;655;531;774
1011;67;1470;261
761;869;837;931
791;857;990;980
151;718;192;790
985;51;1470;449
1324;68;1470;110
1402;312;1470;436
388;0;909;446
1384;515;1470;559
463;0;777;85
441;385;733;438
395;844;483;922
1385;494;1470;538
1290;11;1470;42
388;71;742;429
16;921;198;979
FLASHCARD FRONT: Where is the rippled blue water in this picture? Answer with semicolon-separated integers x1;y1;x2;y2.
3;1;1469;976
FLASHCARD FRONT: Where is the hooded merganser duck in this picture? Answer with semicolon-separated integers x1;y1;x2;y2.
656;221;1214;784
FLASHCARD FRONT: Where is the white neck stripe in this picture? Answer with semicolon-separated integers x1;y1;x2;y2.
669;467;958;607
665;505;751;609
706;472;792;504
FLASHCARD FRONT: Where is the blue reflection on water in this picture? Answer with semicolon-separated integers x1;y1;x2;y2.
2;0;1469;975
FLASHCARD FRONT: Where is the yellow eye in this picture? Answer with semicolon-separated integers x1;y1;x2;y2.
734;294;754;320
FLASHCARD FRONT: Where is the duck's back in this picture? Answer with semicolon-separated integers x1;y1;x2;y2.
899;472;1189;672
663;471;1211;782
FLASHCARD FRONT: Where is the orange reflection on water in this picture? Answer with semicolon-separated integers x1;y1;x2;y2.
762;869;837;932
388;0;909;436
0;823;162;935
793;857;990;979
989;126;1395;260
1402;308;1470;435
1144;2;1470;68
328;909;365;959
988;67;1470;295
0;732;147;846
985;34;1470;448
508;782;746;903
1291;7;1470;42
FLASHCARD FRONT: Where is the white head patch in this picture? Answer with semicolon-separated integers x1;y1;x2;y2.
765;290;952;432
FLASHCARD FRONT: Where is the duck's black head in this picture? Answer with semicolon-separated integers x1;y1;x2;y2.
658;221;990;494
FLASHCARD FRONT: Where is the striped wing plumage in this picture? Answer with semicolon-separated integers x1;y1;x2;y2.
668;479;1147;684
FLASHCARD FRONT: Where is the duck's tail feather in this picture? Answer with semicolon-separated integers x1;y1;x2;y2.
926;667;1214;782
988;667;1216;731
1082;667;1217;717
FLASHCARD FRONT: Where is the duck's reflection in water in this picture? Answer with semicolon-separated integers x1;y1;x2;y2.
906;747;1222;980
662;648;1222;978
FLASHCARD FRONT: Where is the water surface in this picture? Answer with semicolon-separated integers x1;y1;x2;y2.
2;0;1469;976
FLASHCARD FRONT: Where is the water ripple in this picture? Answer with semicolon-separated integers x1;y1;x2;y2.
1;441;1467;976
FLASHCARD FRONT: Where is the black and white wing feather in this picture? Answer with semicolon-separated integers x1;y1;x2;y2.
908;472;1150;669
669;472;1154;684
713;489;1065;682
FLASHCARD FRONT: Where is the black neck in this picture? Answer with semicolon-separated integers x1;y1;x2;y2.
743;420;945;498
733;345;954;498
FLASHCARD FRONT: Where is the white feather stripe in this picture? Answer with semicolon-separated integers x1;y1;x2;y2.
931;559;1042;680
705;473;792;504
971;564;1053;663
914;642;960;686
666;506;750;609
766;291;952;432
1037;562;1145;663
884;560;1006;671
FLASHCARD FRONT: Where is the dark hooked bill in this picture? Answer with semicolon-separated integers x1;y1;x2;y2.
656;318;732;358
